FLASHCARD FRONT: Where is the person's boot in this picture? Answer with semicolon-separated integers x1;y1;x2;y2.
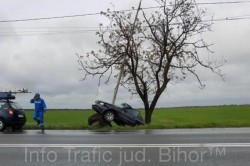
37;120;40;125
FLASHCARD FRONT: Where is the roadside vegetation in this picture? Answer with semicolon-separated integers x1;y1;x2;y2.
24;105;250;130
77;0;225;124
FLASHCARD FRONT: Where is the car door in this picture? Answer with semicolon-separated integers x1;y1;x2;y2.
113;107;132;125
122;109;138;124
0;102;7;118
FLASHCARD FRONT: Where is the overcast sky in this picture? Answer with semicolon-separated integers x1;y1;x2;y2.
0;0;250;109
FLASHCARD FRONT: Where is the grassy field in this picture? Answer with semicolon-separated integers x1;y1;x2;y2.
24;105;250;130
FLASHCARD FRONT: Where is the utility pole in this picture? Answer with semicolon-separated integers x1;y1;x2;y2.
112;0;142;104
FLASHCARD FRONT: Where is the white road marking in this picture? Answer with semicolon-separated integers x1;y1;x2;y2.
0;143;250;148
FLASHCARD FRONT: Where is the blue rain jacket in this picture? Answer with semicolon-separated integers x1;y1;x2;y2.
30;98;47;112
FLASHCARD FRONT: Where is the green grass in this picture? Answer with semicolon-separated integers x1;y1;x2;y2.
147;105;250;129
23;105;250;130
24;110;93;129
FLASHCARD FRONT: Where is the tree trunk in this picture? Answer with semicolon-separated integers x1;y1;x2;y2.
145;108;153;124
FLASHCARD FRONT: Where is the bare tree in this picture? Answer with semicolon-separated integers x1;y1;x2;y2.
78;0;224;124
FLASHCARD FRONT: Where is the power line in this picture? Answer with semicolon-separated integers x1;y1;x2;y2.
197;0;250;5
1;12;250;30
212;16;250;21
0;30;97;37
0;26;100;29
1;15;250;37
205;14;250;22
2;14;250;29
0;13;101;23
0;1;250;23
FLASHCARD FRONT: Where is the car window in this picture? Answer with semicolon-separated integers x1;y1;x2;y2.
121;103;132;109
10;102;23;110
126;109;140;116
0;102;8;110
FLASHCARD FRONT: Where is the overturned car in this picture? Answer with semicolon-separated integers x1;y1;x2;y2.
89;100;144;127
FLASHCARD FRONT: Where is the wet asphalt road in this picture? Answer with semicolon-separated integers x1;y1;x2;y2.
1;128;250;166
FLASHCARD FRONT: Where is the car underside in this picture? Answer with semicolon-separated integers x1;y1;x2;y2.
89;100;144;127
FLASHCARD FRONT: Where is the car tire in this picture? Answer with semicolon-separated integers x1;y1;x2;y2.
0;119;6;132
103;111;115;122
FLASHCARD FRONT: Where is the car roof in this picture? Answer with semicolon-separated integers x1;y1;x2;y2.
0;100;16;103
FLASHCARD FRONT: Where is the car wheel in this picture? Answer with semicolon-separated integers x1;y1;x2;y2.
0;119;6;132
103;111;115;122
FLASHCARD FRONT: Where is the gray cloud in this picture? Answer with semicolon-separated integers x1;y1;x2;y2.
0;0;250;109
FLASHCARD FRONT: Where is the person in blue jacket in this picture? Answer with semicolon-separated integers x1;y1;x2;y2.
30;93;47;132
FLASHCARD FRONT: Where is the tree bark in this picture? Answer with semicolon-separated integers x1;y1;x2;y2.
145;108;153;124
